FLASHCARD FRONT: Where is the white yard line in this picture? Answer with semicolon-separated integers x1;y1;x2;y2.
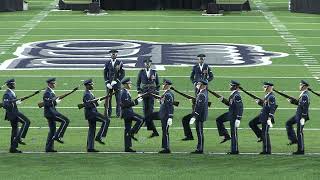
0;0;55;55
0;127;319;131
253;0;319;82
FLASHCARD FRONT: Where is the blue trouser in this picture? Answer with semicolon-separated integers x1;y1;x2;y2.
261;122;271;153
124;113;144;150
147;112;170;150
182;113;193;138
216;112;239;152
106;88;121;117
286;116;305;152
195;120;204;151
249;115;262;139
87;113;110;150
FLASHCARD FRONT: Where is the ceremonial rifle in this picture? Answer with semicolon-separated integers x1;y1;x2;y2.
38;86;79;108
170;87;212;107
273;89;299;105
149;92;180;107
0;88;44;108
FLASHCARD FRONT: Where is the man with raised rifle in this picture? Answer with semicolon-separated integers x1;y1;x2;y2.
281;80;310;155
247;82;276;155
43;78;70;152
215;80;243;154
2;79;32;153
104;50;125;118
120;78;144;153
144;79;175;153
189;79;209;154
190;54;214;94
137;58;160;138
83;79;110;152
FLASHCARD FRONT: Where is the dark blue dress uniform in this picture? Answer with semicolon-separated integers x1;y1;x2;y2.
216;81;243;153
104;52;125;117
43;78;70;152
2;79;30;152
286;84;310;154
146;80;174;151
190;54;214;94
193;85;209;152
120;78;144;151
249;84;276;154
136;63;160;133
83;87;110;151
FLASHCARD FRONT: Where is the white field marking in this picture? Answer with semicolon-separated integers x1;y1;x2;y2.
253;0;319;83
0;0;55;55
7;107;320;110
0;127;320;131
2;27;320;31
1;151;319;155
0;75;315;78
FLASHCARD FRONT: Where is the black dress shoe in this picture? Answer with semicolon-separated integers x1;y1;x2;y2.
53;137;64;144
191;150;203;154
125;148;136;153
259;152;271;155
287;141;298;146
220;136;231;144
45;149;57;153
18;140;26;145
87;149;99;152
148;132;159;138
181;137;194;141
9;149;22;153
293;151;304;155
159;149;171;154
128;133;138;141
227;151;239;155
95;138;105;145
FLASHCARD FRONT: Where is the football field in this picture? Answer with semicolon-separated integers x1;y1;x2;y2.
0;0;320;179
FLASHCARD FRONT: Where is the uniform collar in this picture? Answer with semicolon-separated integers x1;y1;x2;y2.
299;90;307;98
8;88;15;96
230;90;237;96
48;87;55;94
265;92;272;98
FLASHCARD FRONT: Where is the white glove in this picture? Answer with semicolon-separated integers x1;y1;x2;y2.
55;98;61;104
300;118;305;126
111;81;117;86
16;100;22;105
167;118;173;126
97;99;103;104
190;117;196;125
255;99;260;104
287;99;292;103
107;83;113;89
267;118;273;128
235;120;241;128
219;96;224;102
137;97;143;103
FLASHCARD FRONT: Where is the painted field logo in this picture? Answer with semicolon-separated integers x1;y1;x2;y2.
0;39;288;70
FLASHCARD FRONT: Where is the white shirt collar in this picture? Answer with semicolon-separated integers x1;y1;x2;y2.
8;88;16;97
299;90;307;98
265;92;271;98
230;90;237;96
111;59;116;66
199;63;204;71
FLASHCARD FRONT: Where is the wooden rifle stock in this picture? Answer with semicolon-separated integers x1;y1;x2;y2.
273;89;299;105
207;89;229;106
239;87;264;107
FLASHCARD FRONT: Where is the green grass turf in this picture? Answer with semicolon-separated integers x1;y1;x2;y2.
0;0;320;179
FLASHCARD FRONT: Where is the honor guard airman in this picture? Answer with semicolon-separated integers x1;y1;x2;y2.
190;54;214;94
286;80;310;155
120;78;144;152
136;58;160;138
189;79;209;154
43;78;70;153
216;80;243;154
249;82;276;155
104;50;125;117
2;79;31;153
145;79;175;153
83;79;110;152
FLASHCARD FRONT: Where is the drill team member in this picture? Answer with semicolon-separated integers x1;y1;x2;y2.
190;79;209;154
145;79;175;153
2;79;31;153
83;79;110;152
216;80;243;154
190;54;214;94
104;49;125;117
249;82;276;155
43;78;70;153
137;58;160;138
286;80;310;155
120;78;144;153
